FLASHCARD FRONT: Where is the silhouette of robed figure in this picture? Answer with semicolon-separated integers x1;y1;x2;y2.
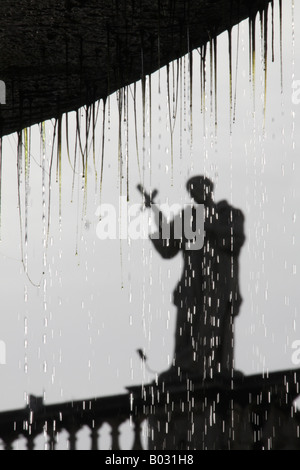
140;176;245;382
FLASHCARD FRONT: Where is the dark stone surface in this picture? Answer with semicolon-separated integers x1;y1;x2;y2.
0;0;272;137
128;368;300;450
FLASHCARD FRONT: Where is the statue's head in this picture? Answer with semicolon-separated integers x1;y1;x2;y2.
186;176;214;205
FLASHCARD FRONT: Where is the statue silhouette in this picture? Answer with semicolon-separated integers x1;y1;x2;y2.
139;176;246;383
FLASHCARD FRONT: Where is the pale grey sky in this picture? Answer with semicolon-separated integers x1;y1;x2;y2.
0;2;299;435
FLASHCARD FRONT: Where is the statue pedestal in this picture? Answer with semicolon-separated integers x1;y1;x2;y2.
128;369;300;450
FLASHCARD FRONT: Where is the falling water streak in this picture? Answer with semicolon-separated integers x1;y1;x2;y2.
251;16;256;113
179;57;183;159
183;54;187;146
125;86;130;202
17;131;40;288
40;122;47;335
41;122;47;262
233;24;240;123
83;106;91;216
291;0;295;158
46;120;58;247
75;146;81;257
201;45;207;134
263;6;269;130
167;64;174;186
24;128;30;245
249;17;252;81
291;0;295;83
199;48;203;112
157;32;161;95
210;38;214;117
17;132;24;263
57;117;62;223
174;60;180;128
117;88;124;290
0;138;2;240
71;116;78;203
260;10;264;55
172;60;176;117
189;51;193;148
117;88;123;196
271;0;275;62
99;99;107;212
279;0;283;92
65;113;74;173
132;84;142;183
214;37;218;134
149;75;152;188
167;59;180;179
76;110;85;176
228;29;233;132
142;76;146;187
92;102;97;192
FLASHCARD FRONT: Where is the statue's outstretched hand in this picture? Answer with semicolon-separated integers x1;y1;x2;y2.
137;184;158;208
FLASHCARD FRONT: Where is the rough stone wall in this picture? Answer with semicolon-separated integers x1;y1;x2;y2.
0;0;271;137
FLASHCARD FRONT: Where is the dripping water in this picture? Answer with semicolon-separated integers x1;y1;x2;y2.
57;117;62;223
149;75;152;188
167;61;180;185
0;138;2;240
47;120;57;247
167;64;174;185
24;128;31;246
200;45;207;133
117;87;124;290
214;37;218;133
65;113;74;175
142;76;146;187
271;0;275;63
179;57;183;159
210;37;214;117
16;131;40;287
71;113;78;204
189;51;193;148
125;86;130;202
76;110;85;178
92;102;97;192
228;29;233;131
117;88;123;197
263;6;269;128
250;16;256;113
17;132;24;263
41;122;46;274
233;24;240;123
279;0;283;92
99;98;107;212
132;83;142;184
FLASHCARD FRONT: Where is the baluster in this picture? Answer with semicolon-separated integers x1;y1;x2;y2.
132;418;144;450
3;436;14;451
26;434;35;451
48;433;57;451
67;425;78;451
90;426;100;451
110;421;121;450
